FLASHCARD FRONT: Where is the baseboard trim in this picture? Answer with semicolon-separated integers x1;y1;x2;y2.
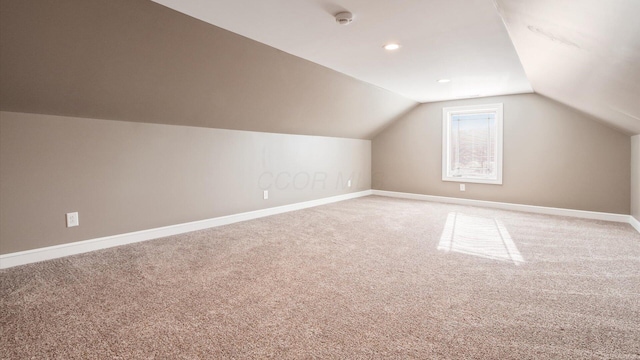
372;190;633;224
630;216;640;233
0;190;373;269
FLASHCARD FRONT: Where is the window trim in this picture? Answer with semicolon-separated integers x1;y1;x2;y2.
441;103;503;185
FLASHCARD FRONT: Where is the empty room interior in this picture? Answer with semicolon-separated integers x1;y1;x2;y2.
1;0;640;358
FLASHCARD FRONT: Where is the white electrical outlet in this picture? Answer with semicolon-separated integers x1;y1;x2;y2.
66;212;79;227
460;184;466;192
347;179;352;187
263;190;269;200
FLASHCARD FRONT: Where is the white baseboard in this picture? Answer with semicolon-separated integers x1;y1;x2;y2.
0;190;373;269
630;216;640;233
372;190;635;225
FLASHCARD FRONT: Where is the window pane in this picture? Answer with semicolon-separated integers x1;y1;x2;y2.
449;112;496;179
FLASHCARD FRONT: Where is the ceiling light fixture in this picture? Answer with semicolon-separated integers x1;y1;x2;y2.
383;43;400;51
437;79;451;83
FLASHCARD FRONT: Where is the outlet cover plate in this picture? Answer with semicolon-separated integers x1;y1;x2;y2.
66;212;79;227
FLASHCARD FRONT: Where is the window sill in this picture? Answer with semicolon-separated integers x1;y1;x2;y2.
442;177;503;185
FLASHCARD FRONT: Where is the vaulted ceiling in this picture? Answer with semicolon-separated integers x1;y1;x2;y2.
0;0;416;139
152;0;640;135
495;0;640;134
151;0;533;104
1;0;639;137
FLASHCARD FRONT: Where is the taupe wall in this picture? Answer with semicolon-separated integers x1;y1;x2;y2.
372;93;631;214
0;0;416;139
0;111;371;254
632;135;640;221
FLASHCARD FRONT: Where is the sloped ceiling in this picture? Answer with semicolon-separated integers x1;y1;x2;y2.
1;0;638;137
153;0;640;135
495;0;640;135
0;0;416;139
150;0;533;103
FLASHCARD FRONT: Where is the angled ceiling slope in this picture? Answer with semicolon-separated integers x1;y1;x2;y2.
495;0;640;135
151;0;533;103
155;0;640;135
0;0;416;139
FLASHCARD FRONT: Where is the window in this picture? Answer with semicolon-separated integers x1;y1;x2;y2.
442;103;503;184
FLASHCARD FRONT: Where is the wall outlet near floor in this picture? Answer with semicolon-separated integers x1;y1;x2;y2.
460;184;466;192
263;190;269;200
347;179;352;188
66;212;79;227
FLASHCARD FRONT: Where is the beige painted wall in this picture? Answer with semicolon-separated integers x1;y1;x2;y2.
0;111;371;254
372;93;630;214
0;0;416;139
632;135;640;220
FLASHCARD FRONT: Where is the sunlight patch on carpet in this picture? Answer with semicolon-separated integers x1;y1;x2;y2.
438;212;524;265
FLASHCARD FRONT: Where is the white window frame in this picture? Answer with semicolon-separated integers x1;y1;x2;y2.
442;103;503;185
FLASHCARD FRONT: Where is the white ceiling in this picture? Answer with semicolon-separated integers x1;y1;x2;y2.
151;0;640;134
151;0;533;103
495;0;640;134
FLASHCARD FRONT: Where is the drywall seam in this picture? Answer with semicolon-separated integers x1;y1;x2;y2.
0;190;372;269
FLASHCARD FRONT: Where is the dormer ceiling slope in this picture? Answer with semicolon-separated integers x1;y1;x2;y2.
0;0;416;140
153;0;640;135
2;0;638;136
151;0;534;104
495;0;640;135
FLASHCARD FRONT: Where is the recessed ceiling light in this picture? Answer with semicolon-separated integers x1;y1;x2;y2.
383;43;400;51
437;79;451;83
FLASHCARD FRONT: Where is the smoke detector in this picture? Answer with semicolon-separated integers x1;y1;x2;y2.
335;12;353;25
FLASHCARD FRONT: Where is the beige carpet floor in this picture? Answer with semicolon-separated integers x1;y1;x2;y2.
1;196;639;359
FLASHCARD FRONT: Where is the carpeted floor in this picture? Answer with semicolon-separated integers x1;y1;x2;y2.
1;196;639;359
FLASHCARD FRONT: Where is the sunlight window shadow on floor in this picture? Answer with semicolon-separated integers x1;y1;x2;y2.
438;212;524;265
